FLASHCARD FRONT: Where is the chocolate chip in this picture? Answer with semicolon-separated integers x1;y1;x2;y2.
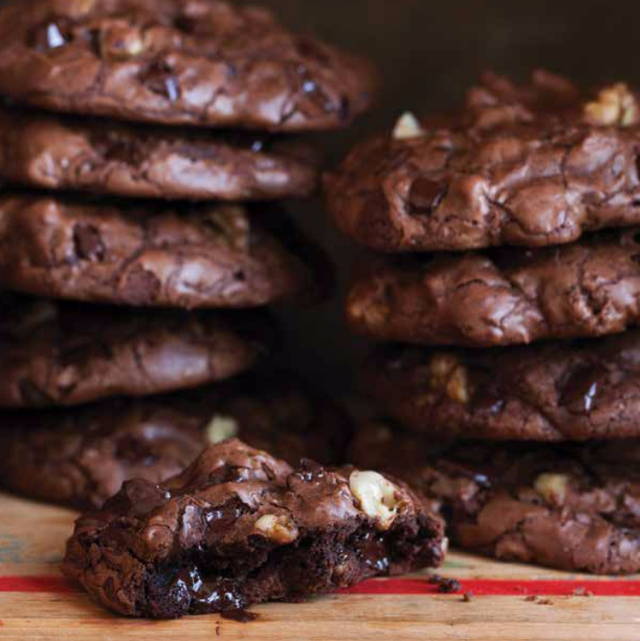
474;394;506;416
122;265;161;305
204;498;251;537
561;366;606;414
166;77;180;101
29;19;72;51
142;60;181;102
93;132;146;165
115;435;157;465
46;23;67;48
409;178;447;214
295;37;330;65
338;96;351;122
18;379;54;406
173;15;197;33
302;80;317;94
73;224;105;261
297;67;334;113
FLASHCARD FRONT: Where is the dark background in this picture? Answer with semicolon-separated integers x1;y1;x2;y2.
268;0;640;393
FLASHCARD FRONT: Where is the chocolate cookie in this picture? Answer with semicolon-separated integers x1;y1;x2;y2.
0;0;376;132
364;336;640;441
0;107;318;200
352;424;640;574
0;195;319;308
348;228;640;347
0;375;352;508
326;71;640;252
0;295;272;408
63;439;445;618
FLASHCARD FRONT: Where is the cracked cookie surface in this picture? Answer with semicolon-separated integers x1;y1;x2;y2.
0;107;319;200
0;0;376;131
0;294;273;407
326;71;640;252
63;439;444;618
0;374;352;508
348;227;640;347
0;195;319;308
364;334;640;440
352;423;640;574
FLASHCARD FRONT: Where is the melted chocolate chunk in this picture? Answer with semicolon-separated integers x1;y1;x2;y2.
409;178;447;214
142;60;181;101
73;223;105;261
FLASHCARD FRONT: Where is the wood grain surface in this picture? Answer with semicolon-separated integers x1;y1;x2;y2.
2;492;639;641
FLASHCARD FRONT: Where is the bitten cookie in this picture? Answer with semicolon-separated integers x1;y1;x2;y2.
63;439;445;618
363;335;640;441
0;195;320;308
348;228;640;347
326;71;640;252
0;0;376;131
0;107;319;200
0;295;272;407
0;375;352;508
352;423;640;574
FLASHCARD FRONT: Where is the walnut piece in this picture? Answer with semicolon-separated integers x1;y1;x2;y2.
348;295;389;329
429;354;470;404
253;514;299;544
204;206;250;251
205;415;239;445
534;473;570;505
349;470;402;530
392;112;426;140
584;83;639;127
56;0;95;17
100;22;146;60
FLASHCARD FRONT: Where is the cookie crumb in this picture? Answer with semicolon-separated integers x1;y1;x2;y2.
537;598;553;605
428;573;462;593
524;595;537;602
572;587;594;597
461;591;474;602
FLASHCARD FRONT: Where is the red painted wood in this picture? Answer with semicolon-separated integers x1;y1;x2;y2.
2;575;640;597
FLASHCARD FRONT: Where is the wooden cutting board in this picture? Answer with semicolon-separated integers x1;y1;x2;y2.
1;491;639;641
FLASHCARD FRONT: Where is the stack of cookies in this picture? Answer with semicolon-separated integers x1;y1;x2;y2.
327;71;640;574
0;0;375;509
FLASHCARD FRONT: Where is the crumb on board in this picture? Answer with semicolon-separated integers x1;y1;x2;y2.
428;573;462;594
572;587;594;597
461;591;474;602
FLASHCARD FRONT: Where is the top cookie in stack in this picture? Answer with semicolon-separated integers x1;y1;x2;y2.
327;71;640;574
0;0;374;508
325;71;640;352
0;0;376;309
0;0;374;132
